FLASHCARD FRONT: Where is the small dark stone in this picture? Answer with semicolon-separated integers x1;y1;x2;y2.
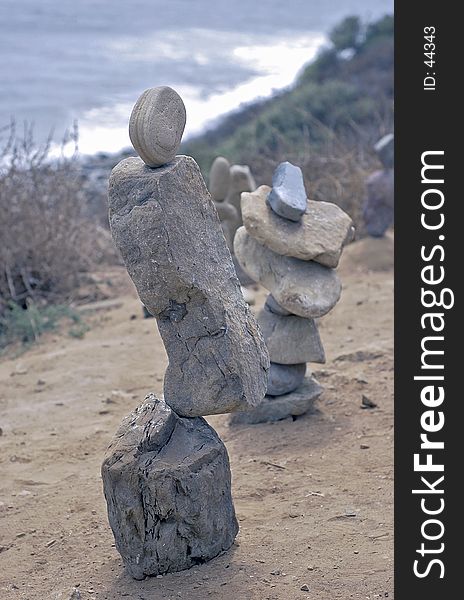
267;162;307;222
361;395;377;409
142;305;154;319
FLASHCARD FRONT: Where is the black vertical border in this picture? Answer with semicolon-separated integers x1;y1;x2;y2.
395;1;459;597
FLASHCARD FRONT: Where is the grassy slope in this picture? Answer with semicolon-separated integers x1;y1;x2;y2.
182;15;393;233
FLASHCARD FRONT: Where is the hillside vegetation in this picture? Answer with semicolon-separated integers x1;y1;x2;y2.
183;15;393;232
0;14;392;347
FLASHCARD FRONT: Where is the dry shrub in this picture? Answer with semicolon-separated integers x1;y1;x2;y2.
0;122;117;316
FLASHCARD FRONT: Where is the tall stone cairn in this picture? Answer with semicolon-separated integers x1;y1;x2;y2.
232;161;354;424
102;86;269;579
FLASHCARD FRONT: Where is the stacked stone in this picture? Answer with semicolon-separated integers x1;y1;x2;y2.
208;156;256;286
363;133;394;237
232;161;353;424
102;87;269;579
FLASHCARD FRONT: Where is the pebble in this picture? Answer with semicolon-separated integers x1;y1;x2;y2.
129;86;186;167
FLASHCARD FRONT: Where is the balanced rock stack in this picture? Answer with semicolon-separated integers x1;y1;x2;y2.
232;161;353;424
363;133;394;237
102;86;269;579
208;156;256;285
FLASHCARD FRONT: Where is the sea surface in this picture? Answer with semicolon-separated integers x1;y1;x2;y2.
0;0;393;155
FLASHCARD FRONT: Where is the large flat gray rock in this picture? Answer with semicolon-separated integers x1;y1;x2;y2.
102;394;239;579
258;307;325;365
234;227;341;318
267;162;307;222
109;156;269;417
229;376;323;424
242;186;353;268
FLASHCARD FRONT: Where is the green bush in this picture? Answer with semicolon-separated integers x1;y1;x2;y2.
0;300;88;349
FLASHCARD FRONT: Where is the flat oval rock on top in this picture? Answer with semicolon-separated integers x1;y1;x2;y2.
129;86;186;168
267;161;307;222
234;227;341;318
243;185;353;268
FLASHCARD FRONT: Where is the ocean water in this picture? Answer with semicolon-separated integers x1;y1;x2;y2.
0;0;393;155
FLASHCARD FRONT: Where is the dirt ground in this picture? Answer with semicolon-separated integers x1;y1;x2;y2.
0;236;394;600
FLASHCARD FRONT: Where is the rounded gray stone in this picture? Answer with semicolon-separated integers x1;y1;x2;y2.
258;307;325;365
102;394;239;579
242;185;353;268
129;86;186;168
229;376;323;425
209;156;231;201
267;161;307;222
234;227;342;318
264;294;292;316
267;362;307;396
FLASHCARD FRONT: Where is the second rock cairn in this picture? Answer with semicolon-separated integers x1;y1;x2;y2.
232;160;354;424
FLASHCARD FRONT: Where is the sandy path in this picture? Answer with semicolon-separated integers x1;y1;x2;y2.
0;239;394;600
